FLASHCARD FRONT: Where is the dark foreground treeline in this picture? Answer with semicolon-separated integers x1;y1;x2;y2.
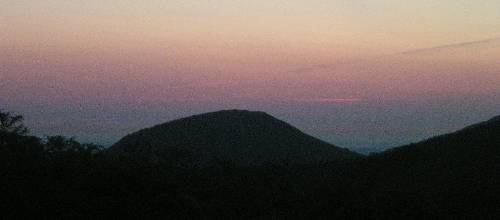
2;110;500;219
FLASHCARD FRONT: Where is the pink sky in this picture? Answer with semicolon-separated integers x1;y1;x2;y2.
1;0;500;151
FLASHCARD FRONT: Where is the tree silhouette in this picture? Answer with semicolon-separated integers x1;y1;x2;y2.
1;109;500;219
0;110;31;149
0;109;28;136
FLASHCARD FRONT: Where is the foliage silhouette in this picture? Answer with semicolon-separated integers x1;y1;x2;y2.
1;109;500;219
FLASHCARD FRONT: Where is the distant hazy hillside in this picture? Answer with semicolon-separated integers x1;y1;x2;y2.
110;110;360;166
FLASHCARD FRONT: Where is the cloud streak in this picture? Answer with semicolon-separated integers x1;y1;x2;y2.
290;36;500;74
294;98;362;104
400;36;500;55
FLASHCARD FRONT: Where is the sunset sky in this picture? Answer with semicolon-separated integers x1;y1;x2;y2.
2;0;500;152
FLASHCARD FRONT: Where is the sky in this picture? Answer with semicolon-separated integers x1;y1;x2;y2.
1;0;500;153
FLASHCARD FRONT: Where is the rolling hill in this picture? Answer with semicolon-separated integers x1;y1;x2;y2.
340;114;500;218
3;108;500;218
109;110;360;166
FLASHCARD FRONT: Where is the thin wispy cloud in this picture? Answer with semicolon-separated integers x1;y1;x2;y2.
293;98;362;104
287;58;375;75
289;36;500;74
400;36;500;55
312;98;362;104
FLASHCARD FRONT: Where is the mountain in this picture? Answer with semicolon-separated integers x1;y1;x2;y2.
109;110;360;166
340;115;500;218
375;113;500;164
4;108;500;219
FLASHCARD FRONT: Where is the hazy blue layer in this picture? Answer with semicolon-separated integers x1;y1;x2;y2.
4;93;499;154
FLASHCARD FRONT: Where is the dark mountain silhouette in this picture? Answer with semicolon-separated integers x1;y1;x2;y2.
340;114;500;218
377;113;500;158
3;108;500;219
110;110;360;166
